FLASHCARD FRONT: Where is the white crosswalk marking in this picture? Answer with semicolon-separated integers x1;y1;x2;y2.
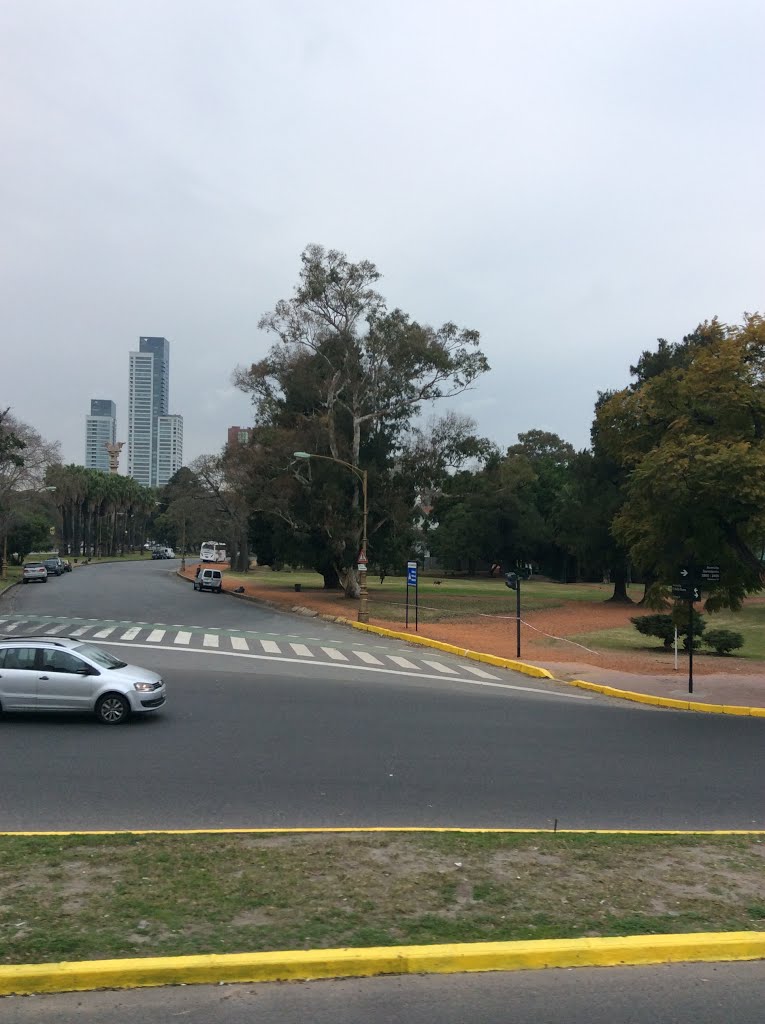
175;631;191;645
388;655;418;670
147;629;166;643
203;633;219;648
423;660;458;675
321;647;348;661
355;651;383;665
260;640;281;654
230;636;249;651
93;627;116;639
71;626;90;637
44;624;68;635
3;622;21;631
462;663;500;680
120;627;140;640
290;643;312;657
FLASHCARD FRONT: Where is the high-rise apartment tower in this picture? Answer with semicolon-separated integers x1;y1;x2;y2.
85;399;117;472
127;336;183;487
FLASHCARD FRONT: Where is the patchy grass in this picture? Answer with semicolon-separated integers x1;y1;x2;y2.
1;832;765;964
573;603;765;661
224;568;645;623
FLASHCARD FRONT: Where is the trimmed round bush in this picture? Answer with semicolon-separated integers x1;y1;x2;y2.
703;629;744;656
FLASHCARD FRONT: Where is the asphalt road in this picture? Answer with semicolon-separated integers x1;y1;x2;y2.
1;559;763;830
8;962;765;1023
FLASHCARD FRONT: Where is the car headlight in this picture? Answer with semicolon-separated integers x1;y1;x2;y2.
134;681;161;692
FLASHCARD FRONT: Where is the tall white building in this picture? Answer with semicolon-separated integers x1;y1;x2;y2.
156;414;184;487
127;336;183;487
85;399;117;472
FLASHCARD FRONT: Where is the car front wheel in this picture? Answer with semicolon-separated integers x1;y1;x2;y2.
96;693;130;725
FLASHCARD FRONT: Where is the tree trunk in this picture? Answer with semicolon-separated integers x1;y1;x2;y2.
320;565;341;590
342;565;361;599
606;563;633;603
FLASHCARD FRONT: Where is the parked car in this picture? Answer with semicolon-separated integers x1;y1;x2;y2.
0;636;166;724
194;568;223;593
22;562;48;583
151;547;175;560
43;557;65;577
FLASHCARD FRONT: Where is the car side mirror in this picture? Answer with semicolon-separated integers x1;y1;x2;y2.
77;666;98;676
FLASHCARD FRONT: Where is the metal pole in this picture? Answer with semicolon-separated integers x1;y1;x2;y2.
688;597;694;694
358;469;369;623
1;532;6;580
516;578;521;658
415;565;419;632
181;515;187;572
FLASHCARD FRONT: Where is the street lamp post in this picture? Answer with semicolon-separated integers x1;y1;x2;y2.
294;451;369;623
181;515;187;572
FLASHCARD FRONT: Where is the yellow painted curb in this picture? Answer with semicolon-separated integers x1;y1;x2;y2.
333;616;554;680
2;932;764;996
568;680;765;717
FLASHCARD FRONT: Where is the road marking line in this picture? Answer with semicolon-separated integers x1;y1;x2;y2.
93;627;116;639
290;643;313;657
175;631;192;645
261;640;281;654
71;626;91;637
2;621;21;631
422;660;459;675
120;627;140;640
230;636;249;651
321;647;348;661
461;664;500;680
147;629;166;643
355;651;384;665
389;655;418;670
85;640;593;698
44;624;69;635
203;633;219;648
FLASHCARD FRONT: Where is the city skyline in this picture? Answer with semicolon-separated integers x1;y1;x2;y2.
127;337;183;487
84;399;117;474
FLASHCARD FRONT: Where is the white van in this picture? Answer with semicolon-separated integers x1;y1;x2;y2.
194;568;223;593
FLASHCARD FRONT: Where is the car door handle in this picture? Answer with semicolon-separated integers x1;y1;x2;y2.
39;676;50;681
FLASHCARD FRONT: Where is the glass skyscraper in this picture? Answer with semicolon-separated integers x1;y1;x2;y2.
127;337;183;487
85;399;117;472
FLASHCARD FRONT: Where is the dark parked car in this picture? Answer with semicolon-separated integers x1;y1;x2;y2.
43;557;64;577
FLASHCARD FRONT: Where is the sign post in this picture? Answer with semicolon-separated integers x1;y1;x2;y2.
504;572;521;658
407;561;419;630
674;566;719;694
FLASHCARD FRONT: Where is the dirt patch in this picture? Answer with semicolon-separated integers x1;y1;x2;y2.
182;567;765;678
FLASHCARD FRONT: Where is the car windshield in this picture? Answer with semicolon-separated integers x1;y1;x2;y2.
73;643;128;669
26;562;43;568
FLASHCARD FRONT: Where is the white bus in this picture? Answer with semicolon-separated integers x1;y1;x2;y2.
200;541;227;563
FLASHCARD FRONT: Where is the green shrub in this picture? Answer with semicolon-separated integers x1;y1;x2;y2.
631;610;706;649
703;629;744;656
630;614;675;648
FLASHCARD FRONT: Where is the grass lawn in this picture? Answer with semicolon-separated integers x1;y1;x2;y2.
224;568;645;623
572;602;765;661
2;831;765;964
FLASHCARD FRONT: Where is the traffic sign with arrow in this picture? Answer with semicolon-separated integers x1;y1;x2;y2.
672;584;700;601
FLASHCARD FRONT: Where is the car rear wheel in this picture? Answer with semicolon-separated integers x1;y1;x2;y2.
96;694;130;725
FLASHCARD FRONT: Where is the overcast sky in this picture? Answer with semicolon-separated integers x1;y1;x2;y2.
2;0;763;468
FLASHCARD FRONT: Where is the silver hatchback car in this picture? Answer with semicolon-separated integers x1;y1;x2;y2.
0;636;166;724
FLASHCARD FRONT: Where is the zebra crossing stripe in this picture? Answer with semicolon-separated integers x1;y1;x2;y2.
321;647;348;661
462;664;500;680
389;655;418;670
70;627;90;637
355;651;383;666
175;631;191;645
203;634;219;648
260;640;280;654
147;629;166;643
93;627;116;639
290;643;312;657
230;636;249;651
120;627;140;640
2;622;21;631
422;660;458;675
44;624;68;635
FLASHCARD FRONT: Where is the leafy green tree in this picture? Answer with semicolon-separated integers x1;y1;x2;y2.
233;244;490;597
7;512;52;564
597;314;765;609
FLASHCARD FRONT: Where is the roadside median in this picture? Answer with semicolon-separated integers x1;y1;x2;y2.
2;829;765;994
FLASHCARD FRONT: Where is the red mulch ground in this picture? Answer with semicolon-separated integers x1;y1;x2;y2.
182;567;764;678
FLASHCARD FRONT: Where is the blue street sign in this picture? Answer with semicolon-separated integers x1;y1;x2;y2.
407;561;418;587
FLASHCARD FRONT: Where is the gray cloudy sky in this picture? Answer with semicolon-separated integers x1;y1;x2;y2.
2;0;763;466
